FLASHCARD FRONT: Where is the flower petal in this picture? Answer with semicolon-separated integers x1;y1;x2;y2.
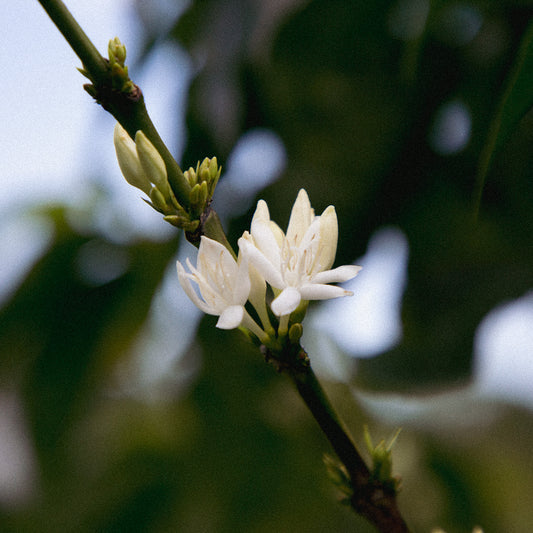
311;265;362;284
299;283;353;301
271;287;302;316
317;205;338;271
176;261;215;315
199;236;236;275
216;305;244;329
238;237;285;288
286;189;314;246
250;220;281;266
251;199;271;226
233;255;252;305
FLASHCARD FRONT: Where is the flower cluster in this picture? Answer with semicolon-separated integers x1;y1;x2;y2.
177;189;361;348
114;123;220;232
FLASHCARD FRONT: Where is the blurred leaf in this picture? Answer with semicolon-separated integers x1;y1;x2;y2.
475;17;533;216
0;208;179;480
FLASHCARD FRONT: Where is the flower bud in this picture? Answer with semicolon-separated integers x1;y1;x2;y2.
149;187;167;212
184;166;197;187
288;323;303;344
135;131;169;195
114;124;152;195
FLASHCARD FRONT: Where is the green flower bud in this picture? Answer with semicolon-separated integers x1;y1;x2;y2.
208;157;219;179
113;124;152;195
135;131;169;195
189;182;201;207
288;323;303;344
184;166;197;187
108;37;127;66
199;157;212;183
198;180;208;206
149;187;168;212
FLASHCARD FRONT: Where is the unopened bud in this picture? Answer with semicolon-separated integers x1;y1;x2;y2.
135;131;168;194
184;166;197;187
288;323;303;344
108;36;127;65
114;123;152;195
149;187;168;212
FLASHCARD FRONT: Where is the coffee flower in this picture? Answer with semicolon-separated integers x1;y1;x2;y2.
176;237;270;342
238;189;361;317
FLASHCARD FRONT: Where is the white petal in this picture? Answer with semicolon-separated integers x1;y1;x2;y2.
269;221;285;247
216;305;244;329
251;199;271;226
199;236;237;275
318;206;338;271
250;220;281;265
286;189;314;246
176;261;215;315
299;283;353;301
271;287;302;316
233;256;252;304
238;238;285;288
311;265;362;284
247;263;267;313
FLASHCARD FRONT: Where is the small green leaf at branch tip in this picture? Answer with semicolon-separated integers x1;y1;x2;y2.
77;67;92;81
163;215;199;232
364;425;402;491
83;84;98;98
323;454;353;504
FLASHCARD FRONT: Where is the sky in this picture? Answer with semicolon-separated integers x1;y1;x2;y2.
2;0;533;412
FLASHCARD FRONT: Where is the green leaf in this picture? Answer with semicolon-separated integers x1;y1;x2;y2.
0;209;179;480
474;19;533;217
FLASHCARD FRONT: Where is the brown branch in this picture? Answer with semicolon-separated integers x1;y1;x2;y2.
283;352;409;532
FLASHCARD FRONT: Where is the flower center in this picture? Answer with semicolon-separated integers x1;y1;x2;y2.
280;229;321;286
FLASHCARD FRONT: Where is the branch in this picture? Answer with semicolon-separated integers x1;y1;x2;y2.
285;358;409;532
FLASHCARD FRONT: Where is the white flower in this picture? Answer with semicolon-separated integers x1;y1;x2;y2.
176;236;251;329
238;189;362;316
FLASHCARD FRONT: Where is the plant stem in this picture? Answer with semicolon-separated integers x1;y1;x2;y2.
38;0;108;84
37;0;191;207
37;0;230;245
286;362;409;532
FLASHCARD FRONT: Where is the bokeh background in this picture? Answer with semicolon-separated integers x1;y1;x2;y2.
2;1;533;531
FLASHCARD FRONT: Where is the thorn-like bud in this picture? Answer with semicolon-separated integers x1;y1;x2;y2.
364;426;402;492
323;454;352;504
77;67;92;81
164;215;199;232
83;84;98;98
